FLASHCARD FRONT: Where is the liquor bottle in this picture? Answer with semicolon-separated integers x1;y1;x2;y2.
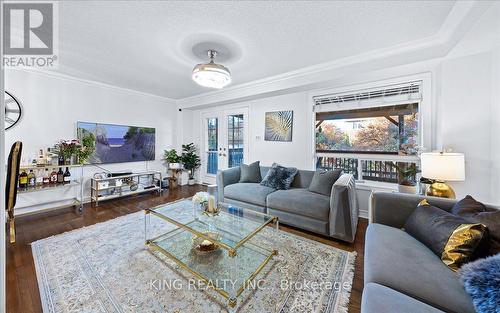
50;168;58;184
28;170;36;188
35;169;44;187
18;170;28;189
57;168;64;184
43;169;50;185
58;154;65;166
63;167;71;184
38;149;46;166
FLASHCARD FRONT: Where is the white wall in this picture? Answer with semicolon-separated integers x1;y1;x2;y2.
246;92;311;169
5;70;178;212
492;46;500;205
436;51;493;201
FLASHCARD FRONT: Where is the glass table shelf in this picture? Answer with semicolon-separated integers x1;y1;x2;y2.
145;201;279;308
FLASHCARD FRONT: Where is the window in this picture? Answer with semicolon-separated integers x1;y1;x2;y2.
313;81;423;184
316;103;419;155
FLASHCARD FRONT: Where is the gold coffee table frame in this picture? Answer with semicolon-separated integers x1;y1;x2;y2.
144;204;279;308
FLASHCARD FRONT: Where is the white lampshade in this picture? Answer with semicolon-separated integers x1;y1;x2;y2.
192;62;231;89
420;152;465;181
192;50;231;89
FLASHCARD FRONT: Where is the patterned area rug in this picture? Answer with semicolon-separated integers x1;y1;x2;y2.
32;200;356;313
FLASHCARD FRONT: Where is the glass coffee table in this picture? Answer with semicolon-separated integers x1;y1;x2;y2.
144;201;279;308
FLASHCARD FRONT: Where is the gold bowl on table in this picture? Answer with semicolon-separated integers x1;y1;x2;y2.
192;232;221;254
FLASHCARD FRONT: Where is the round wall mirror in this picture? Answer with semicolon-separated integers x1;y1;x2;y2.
4;91;22;130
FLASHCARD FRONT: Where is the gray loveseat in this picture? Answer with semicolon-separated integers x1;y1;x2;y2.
216;165;358;242
362;191;500;313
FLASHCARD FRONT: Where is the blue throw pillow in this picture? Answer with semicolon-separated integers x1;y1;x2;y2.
260;163;298;190
459;253;500;313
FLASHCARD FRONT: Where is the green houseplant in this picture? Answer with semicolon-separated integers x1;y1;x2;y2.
76;133;96;164
181;143;201;185
391;162;418;194
163;149;182;169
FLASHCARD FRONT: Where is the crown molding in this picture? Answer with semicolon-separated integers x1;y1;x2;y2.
177;1;492;109
6;68;177;104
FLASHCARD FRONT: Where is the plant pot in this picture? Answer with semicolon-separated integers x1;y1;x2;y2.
398;184;417;194
169;163;182;169
188;178;195;185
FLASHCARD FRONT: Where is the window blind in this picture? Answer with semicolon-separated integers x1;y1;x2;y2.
314;81;422;112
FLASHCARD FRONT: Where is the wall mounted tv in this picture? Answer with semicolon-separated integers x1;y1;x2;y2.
77;122;155;164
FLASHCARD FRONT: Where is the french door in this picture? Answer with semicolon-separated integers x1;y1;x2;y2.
202;108;248;184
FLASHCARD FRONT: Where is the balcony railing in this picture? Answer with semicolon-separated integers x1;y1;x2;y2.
316;156;416;184
206;148;243;174
228;148;243;168
207;151;218;174
316;156;359;179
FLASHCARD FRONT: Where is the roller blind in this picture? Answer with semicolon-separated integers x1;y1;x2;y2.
314;81;422;112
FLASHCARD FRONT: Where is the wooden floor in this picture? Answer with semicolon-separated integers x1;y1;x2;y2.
6;185;367;313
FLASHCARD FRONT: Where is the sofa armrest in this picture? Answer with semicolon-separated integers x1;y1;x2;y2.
369;191;459;228
329;174;358;242
216;167;241;203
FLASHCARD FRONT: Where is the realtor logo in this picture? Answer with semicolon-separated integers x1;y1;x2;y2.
2;1;58;68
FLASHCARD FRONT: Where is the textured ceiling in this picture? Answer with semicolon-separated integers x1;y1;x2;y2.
52;0;456;99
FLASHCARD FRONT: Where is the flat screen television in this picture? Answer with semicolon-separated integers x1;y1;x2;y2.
77;122;155;164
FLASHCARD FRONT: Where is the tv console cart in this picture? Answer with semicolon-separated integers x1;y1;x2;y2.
91;171;162;206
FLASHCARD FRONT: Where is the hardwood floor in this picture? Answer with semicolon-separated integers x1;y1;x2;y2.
6;185;367;313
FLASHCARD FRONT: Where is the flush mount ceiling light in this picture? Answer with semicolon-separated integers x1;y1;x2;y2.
192;50;231;89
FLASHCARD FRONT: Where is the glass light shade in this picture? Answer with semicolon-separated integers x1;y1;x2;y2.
192;62;231;89
420;152;465;181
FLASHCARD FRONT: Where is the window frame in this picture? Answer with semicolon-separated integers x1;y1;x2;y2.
308;73;432;184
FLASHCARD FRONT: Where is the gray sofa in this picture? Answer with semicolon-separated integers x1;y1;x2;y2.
362;191;499;313
216;165;358;242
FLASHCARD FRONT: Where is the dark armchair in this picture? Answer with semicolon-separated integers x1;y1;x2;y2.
6;141;22;244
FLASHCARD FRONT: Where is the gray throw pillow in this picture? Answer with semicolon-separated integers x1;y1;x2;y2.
239;161;262;183
260;163;298;190
308;169;342;196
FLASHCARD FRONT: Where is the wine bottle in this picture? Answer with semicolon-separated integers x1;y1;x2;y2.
50;168;58;184
57;168;64;184
63;167;71;184
58;154;64;166
19;170;28;189
43;169;50;185
28;170;36;188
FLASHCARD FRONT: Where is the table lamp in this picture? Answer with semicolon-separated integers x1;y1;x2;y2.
420;152;465;199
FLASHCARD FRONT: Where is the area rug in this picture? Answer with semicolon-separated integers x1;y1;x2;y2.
32;199;356;313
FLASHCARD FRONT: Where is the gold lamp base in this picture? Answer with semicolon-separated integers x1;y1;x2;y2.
426;182;456;199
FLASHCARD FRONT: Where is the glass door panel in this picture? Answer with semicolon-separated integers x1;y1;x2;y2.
206;118;218;175
227;114;244;168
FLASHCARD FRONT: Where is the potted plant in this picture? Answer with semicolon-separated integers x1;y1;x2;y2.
181;143;201;185
163;149;182;169
391;162;418;194
76;133;96;164
57;139;79;164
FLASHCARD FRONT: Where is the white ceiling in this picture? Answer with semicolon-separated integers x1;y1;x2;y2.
53;0;457;100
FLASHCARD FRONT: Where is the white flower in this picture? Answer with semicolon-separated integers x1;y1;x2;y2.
192;192;209;204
